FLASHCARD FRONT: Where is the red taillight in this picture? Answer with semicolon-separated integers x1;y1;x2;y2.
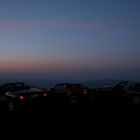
43;92;47;97
83;90;88;96
19;95;24;100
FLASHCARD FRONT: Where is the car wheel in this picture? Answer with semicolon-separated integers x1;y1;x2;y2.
132;96;140;105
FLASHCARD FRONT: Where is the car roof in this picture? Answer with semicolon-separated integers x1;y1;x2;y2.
55;83;82;86
0;82;25;87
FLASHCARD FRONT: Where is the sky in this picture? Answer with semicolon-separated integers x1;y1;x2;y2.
0;0;140;81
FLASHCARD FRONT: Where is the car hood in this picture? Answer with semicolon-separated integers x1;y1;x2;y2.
8;88;44;95
96;86;113;91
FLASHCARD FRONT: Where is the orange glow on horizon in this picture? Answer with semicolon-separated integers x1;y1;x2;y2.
0;59;97;73
0;58;135;74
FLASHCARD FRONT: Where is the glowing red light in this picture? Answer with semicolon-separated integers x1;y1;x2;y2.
19;95;24;100
44;92;47;97
83;90;88;96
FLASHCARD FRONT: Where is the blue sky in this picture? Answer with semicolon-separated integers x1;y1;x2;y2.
0;0;140;81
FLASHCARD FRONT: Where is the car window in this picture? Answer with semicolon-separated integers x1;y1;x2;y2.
54;84;67;90
2;85;14;93
69;84;82;90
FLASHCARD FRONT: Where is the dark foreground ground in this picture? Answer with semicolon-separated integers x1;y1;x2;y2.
1;100;140;139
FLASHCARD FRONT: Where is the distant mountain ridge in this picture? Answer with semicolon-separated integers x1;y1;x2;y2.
81;79;119;88
0;78;120;89
1;77;140;89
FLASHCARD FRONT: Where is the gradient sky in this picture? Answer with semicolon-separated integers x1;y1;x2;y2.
0;0;140;81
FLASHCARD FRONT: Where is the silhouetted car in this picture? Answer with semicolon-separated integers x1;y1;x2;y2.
48;83;89;105
122;82;140;105
0;82;47;111
93;81;140;105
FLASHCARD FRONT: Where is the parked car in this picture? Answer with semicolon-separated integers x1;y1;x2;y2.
48;83;89;105
93;81;140;105
124;82;140;105
0;82;47;111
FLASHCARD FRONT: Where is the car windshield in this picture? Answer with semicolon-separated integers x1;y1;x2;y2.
13;83;24;87
69;84;82;89
13;83;26;90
